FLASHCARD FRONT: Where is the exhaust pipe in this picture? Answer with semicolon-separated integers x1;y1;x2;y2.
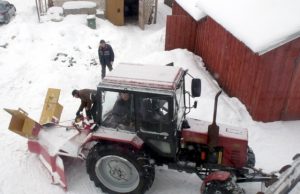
208;90;222;150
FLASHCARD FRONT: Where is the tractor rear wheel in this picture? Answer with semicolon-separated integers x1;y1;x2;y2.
86;143;155;194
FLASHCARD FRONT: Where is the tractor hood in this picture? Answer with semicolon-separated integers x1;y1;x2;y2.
182;118;248;168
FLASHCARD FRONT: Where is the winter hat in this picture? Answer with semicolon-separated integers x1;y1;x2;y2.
100;40;105;44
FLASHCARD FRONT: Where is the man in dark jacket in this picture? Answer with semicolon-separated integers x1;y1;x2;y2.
102;93;133;129
72;89;97;122
98;39;114;79
111;93;131;125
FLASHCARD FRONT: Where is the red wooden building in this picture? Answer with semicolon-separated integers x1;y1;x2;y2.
165;0;300;122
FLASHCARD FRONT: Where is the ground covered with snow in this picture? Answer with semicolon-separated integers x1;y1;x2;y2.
0;1;299;194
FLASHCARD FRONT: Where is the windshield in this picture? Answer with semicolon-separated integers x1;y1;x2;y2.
101;91;135;131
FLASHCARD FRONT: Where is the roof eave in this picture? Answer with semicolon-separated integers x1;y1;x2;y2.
257;32;300;56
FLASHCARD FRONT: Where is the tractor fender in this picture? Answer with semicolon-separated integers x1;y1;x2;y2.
82;129;144;150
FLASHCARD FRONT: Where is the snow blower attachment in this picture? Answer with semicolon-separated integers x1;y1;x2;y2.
4;88;68;188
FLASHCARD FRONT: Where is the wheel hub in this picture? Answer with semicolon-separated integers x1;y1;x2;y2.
95;155;140;193
108;160;130;181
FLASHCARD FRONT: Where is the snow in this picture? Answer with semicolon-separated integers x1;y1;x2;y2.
175;0;300;54
62;1;96;9
86;14;95;19
175;0;206;21
103;63;184;91
0;0;299;194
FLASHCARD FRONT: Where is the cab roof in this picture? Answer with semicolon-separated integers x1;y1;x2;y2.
98;63;185;94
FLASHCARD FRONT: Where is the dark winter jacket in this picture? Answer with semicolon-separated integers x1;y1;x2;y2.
98;44;114;65
111;97;131;125
77;89;97;112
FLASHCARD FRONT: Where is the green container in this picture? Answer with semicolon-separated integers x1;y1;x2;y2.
87;15;96;29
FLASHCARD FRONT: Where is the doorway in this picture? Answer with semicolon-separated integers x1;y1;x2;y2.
124;0;139;23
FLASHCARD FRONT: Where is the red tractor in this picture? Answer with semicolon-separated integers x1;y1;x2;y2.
5;63;300;194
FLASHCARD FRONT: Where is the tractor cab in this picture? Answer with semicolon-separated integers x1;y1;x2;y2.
96;63;200;160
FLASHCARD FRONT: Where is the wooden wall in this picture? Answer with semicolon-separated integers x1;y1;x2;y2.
165;2;197;51
165;15;197;52
166;2;300;121
194;17;300;121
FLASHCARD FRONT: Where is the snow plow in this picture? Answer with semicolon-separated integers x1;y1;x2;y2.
4;63;300;194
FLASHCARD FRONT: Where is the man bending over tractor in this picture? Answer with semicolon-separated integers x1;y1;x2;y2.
72;89;97;123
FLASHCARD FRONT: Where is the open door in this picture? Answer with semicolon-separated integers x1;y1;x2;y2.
106;0;124;26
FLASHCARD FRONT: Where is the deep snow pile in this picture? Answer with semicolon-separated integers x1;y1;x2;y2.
0;0;299;194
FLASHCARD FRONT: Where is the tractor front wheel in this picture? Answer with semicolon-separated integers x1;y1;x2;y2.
86;143;155;194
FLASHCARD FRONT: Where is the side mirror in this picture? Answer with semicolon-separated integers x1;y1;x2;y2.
191;78;201;97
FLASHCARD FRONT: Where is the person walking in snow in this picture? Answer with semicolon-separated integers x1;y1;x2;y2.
72;89;97;122
98;39;114;79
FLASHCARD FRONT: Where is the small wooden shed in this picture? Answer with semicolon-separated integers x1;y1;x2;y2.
165;0;300;122
105;0;158;29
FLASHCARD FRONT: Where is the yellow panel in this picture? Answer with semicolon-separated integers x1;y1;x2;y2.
39;88;63;125
54;103;63;120
45;88;60;103
23;118;36;137
4;108;39;138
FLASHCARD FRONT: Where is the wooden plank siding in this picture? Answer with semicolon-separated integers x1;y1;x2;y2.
165;2;197;52
172;1;190;16
165;15;197;52
194;17;300;121
282;53;300;120
167;2;300;121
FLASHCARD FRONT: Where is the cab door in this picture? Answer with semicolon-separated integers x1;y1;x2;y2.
135;93;177;158
106;0;124;26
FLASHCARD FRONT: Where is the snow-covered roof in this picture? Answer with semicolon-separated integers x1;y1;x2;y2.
175;0;300;55
175;0;206;21
100;63;184;92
